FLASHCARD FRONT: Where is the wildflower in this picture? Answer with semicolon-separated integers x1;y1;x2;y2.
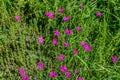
73;48;78;54
63;16;70;21
65;71;71;78
38;61;44;69
52;38;58;45
63;41;69;46
18;68;25;74
84;45;92;51
21;74;28;80
60;65;67;72
77;76;84;80
58;54;64;60
65;28;72;35
76;26;82;31
58;8;64;12
96;11;102;17
80;41;88;46
112;55;118;62
45;11;55;18
54;30;60;36
14;15;20;20
80;3;84;7
75;69;78;74
49;71;57;77
38;37;44;43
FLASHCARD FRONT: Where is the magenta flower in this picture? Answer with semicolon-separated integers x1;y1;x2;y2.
76;26;82;31
65;71;72;78
58;54;64;60
65;28;72;35
52;38;58;45
45;11;55;18
96;11;102;17
112;55;118;62
38;61;44;69
63;41;69;46
84;45;92;51
75;69;78;74
21;74;28;80
80;3;84;7
60;65;67;73
49;71;57;77
58;8;64;12
18;68;25;74
80;41;88;46
54;30;60;36
77;76;84;80
63;16;70;21
73;48;78;54
14;15;20;20
38;37;44;43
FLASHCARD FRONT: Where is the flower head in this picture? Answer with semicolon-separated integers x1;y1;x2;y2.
58;8;64;12
58;54;64;60
73;48;78;54
96;11;102;17
63;41;69;46
38;37;44;43
14;15;20;20
75;69;78;74
84;45;92;51
18;68;25;74
65;71;71;78
54;30;60;36
76;26;82;31
52;38;58;45
38;61;44;69
49;71;57;77
80;3;84;7
21;74;28;80
112;55;118;62
45;11;55;18
63;16;70;21
65;28;72;35
60;65;67;72
77;76;84;80
80;41;88;46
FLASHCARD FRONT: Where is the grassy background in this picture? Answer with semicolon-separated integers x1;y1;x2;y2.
0;0;120;80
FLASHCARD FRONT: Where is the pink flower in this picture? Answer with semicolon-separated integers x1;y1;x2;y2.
60;65;67;72
80;41;88;46
38;37;44;43
58;8;64;12
84;45;92;51
14;15;20;20
65;28;72;35
54;30;60;36
21;74;28;80
63;41;69;46
49;71;57;77
73;48;78;54
45;11;55;18
18;68;25;74
38;61;44;69
112;55;118;62
77;76;84;80
80;3;84;7
76;26;82;31
52;38;58;45
75;69;78;74
96;11;102;17
63;16;70;21
58;54;64;60
65;71;71;78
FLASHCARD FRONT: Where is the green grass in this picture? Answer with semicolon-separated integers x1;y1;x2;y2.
0;0;120;80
